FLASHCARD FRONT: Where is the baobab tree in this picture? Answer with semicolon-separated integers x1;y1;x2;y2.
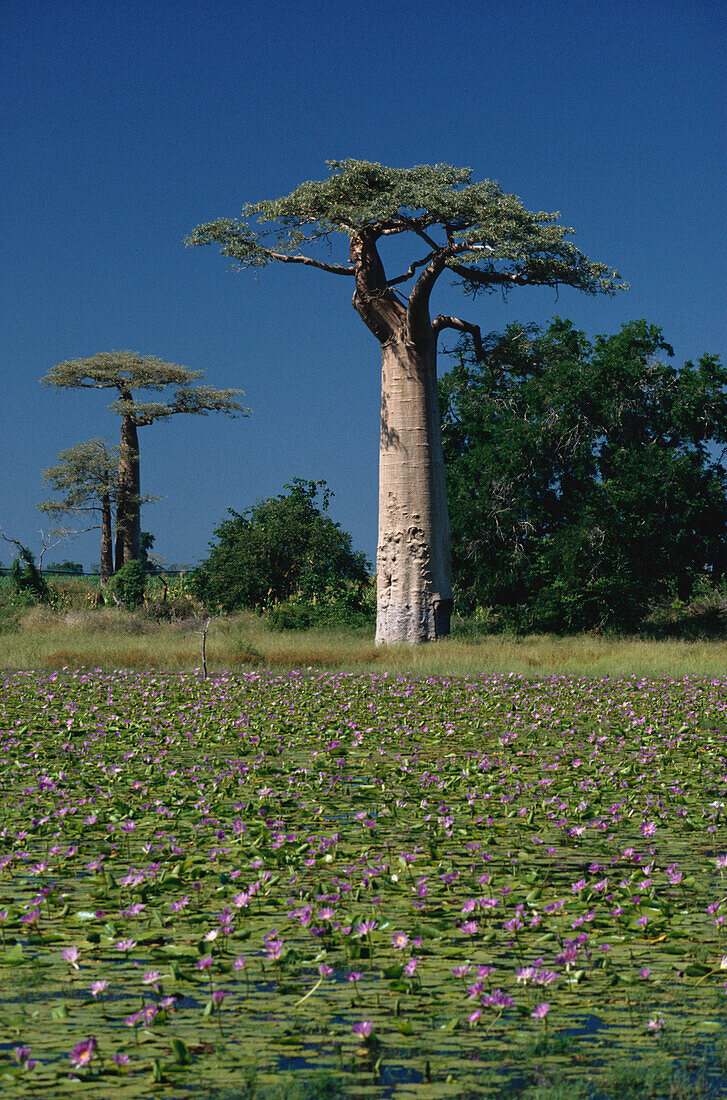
38;439;143;585
42;352;247;569
187;160;624;643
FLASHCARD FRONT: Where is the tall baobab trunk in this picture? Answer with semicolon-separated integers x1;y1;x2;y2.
115;412;141;569
350;229;453;644
375;336;453;644
100;492;113;585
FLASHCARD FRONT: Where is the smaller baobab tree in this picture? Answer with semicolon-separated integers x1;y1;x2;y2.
38;439;150;585
42;352;248;570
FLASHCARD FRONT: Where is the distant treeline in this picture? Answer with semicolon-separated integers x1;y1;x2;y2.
440;318;727;635
0;567;188;578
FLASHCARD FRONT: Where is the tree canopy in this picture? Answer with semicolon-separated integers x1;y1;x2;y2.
187;159;623;306
42;351;247;427
193;479;370;613
440;318;727;632
38;439;124;517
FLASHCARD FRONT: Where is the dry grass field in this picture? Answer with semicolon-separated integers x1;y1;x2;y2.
4;602;727;677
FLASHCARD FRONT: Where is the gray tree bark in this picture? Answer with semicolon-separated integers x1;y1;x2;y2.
349;230;453;644
375;337;452;643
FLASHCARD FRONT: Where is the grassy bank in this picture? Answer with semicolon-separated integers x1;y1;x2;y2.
4;604;727;677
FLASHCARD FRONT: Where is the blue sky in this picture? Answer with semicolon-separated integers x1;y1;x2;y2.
2;0;725;570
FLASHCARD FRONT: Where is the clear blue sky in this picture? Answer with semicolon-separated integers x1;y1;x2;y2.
2;0;725;570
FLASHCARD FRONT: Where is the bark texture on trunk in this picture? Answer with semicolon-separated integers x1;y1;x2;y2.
350;230;453;644
100;494;113;585
375;337;453;644
115;413;141;569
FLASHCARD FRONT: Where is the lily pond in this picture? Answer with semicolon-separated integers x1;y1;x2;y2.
1;669;727;1098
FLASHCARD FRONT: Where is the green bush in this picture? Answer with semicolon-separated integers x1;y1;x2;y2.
0;588;40;632
107;560;146;608
642;588;727;639
9;551;48;602
266;585;375;632
266;600;315;631
193;479;370;613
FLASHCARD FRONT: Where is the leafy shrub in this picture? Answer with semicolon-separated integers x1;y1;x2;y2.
45;583;72;613
44;575;103;610
265;579;375;632
107;560;145;608
0;588;39;632
642;588;727;639
193;479;370;612
9;551;48;602
267;600;315;631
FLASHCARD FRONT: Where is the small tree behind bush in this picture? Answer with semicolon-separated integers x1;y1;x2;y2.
9;550;48;602
266;582;376;631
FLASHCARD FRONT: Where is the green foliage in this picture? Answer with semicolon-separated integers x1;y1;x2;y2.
193;479;370;613
39;439;120;517
107;559;146;608
441;318;727;633
9;549;48;602
187;160;623;299
0;586;41;631
42;351;248;423
642;582;727;640
46;560;84;574
140;530;155;571
266;582;376;632
450;605;507;639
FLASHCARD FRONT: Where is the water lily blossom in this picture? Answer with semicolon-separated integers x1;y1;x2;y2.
69;1037;97;1068
61;946;80;969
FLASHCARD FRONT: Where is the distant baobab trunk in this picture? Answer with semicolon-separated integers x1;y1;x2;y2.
115;412;141;569
100;492;113;585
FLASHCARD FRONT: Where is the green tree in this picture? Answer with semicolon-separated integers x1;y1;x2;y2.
139;531;156;572
187;160;623;644
38;439;136;585
194;479;370;612
440;318;727;631
8;547;47;601
42;352;248;570
47;561;84;574
107;559;146;609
